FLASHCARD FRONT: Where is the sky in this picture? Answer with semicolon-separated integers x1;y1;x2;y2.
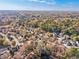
0;0;79;11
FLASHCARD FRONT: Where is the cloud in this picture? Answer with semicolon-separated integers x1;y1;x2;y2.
28;0;56;5
0;3;27;10
16;0;56;5
29;0;39;2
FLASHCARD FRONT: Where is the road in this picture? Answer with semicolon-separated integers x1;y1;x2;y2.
0;25;10;28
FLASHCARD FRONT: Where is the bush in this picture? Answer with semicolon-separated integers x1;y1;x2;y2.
3;40;10;46
41;22;61;34
63;48;79;59
71;34;79;41
41;23;52;32
0;38;5;45
63;28;77;36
